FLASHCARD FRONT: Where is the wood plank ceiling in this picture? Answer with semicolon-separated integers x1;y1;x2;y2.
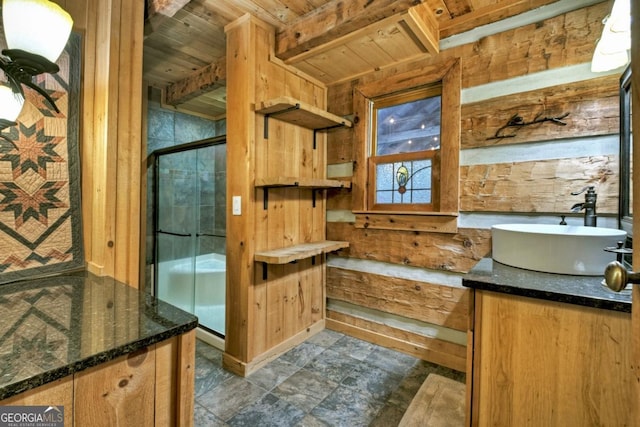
143;0;561;119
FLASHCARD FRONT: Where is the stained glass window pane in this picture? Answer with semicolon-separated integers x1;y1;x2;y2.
375;159;432;205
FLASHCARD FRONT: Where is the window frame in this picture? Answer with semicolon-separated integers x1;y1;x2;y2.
368;150;440;212
352;58;461;232
369;84;443;212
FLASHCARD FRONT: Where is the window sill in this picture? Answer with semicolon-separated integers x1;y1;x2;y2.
352;211;458;233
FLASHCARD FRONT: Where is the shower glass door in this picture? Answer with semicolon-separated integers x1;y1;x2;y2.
154;138;226;337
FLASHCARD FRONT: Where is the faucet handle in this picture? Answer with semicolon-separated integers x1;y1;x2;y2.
571;185;595;196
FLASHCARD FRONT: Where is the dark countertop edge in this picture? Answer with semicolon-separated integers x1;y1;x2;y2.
463;277;632;313
0;319;198;401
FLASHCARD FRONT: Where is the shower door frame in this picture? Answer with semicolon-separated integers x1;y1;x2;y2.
150;135;226;337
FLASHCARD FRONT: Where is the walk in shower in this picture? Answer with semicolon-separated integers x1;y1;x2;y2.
151;137;226;338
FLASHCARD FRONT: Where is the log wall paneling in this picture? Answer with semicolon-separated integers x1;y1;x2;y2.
328;3;612;163
327;267;468;331
327;310;467;372
462;74;620;148
324;3;616;370
460;155;619;214
327;223;491;273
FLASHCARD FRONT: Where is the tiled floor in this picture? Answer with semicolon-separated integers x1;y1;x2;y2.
193;329;465;426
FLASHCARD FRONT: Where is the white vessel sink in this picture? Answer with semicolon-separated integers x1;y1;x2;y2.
492;224;627;276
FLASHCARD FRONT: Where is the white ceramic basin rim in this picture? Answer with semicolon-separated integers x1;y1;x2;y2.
491;224;627;276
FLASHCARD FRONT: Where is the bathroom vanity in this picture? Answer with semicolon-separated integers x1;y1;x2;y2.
0;272;198;426
463;259;632;426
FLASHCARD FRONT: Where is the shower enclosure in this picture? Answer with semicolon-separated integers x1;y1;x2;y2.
151;136;226;338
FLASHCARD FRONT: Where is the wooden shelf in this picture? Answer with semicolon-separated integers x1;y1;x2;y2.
255;240;349;265
257;177;351;209
256;96;353;130
255;177;351;189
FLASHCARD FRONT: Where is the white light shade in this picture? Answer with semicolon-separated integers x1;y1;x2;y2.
0;86;25;122
591;0;630;72
2;0;73;63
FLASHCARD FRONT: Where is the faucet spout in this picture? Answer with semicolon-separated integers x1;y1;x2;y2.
571;202;584;212
570;186;597;226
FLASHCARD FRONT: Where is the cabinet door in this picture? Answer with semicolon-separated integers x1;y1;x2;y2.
1;377;73;426
472;291;631;426
74;347;156;427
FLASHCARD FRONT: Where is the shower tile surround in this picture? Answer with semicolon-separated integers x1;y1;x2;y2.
194;330;465;426
146;93;226;289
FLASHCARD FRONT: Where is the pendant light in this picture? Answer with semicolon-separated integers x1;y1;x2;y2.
0;0;73;142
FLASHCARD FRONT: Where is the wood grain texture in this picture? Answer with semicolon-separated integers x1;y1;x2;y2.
255;240;349;264
225;14;256;361
176;330;195;427
354;212;458;233
327;222;491;273
471;291;632;426
276;0;429;60
398;374;465;426
257;96;352;129
74;348;156;427
154;337;178;427
0;377;73;426
327;311;466;372
327;266;468;331
460;155;619;214
462;74;620;148
77;0;144;286
225;15;335;368
164;58;227;106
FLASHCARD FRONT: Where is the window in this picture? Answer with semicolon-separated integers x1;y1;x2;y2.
370;86;441;211
352;58;461;231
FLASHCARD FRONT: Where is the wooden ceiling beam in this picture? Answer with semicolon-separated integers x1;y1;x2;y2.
147;0;191;18
145;0;191;37
275;0;432;61
164;57;227;106
439;0;559;38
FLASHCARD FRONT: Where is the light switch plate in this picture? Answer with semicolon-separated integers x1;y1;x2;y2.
232;196;241;215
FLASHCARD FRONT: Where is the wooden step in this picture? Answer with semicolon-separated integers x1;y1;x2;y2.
399;374;465;427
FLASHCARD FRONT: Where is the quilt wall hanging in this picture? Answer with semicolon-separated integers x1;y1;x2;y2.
0;32;84;284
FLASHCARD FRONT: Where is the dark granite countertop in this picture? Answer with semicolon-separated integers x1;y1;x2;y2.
0;271;198;401
463;258;632;313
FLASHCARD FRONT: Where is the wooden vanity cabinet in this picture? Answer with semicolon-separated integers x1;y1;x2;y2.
0;331;195;427
467;290;632;426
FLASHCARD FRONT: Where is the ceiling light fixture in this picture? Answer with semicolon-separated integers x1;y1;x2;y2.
591;0;630;72
0;0;73;143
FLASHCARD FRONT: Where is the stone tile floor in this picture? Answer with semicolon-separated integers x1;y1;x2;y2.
194;329;465;426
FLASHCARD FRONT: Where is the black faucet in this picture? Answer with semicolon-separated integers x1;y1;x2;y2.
570;186;597;227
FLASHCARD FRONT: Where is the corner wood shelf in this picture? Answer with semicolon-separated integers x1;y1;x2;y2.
255;240;349;279
256;177;352;209
256;96;353;148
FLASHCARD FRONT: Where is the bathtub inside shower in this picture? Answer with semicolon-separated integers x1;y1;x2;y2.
156;252;226;337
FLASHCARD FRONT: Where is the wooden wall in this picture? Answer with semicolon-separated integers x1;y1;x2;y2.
325;2;620;372
54;0;145;287
224;15;332;375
